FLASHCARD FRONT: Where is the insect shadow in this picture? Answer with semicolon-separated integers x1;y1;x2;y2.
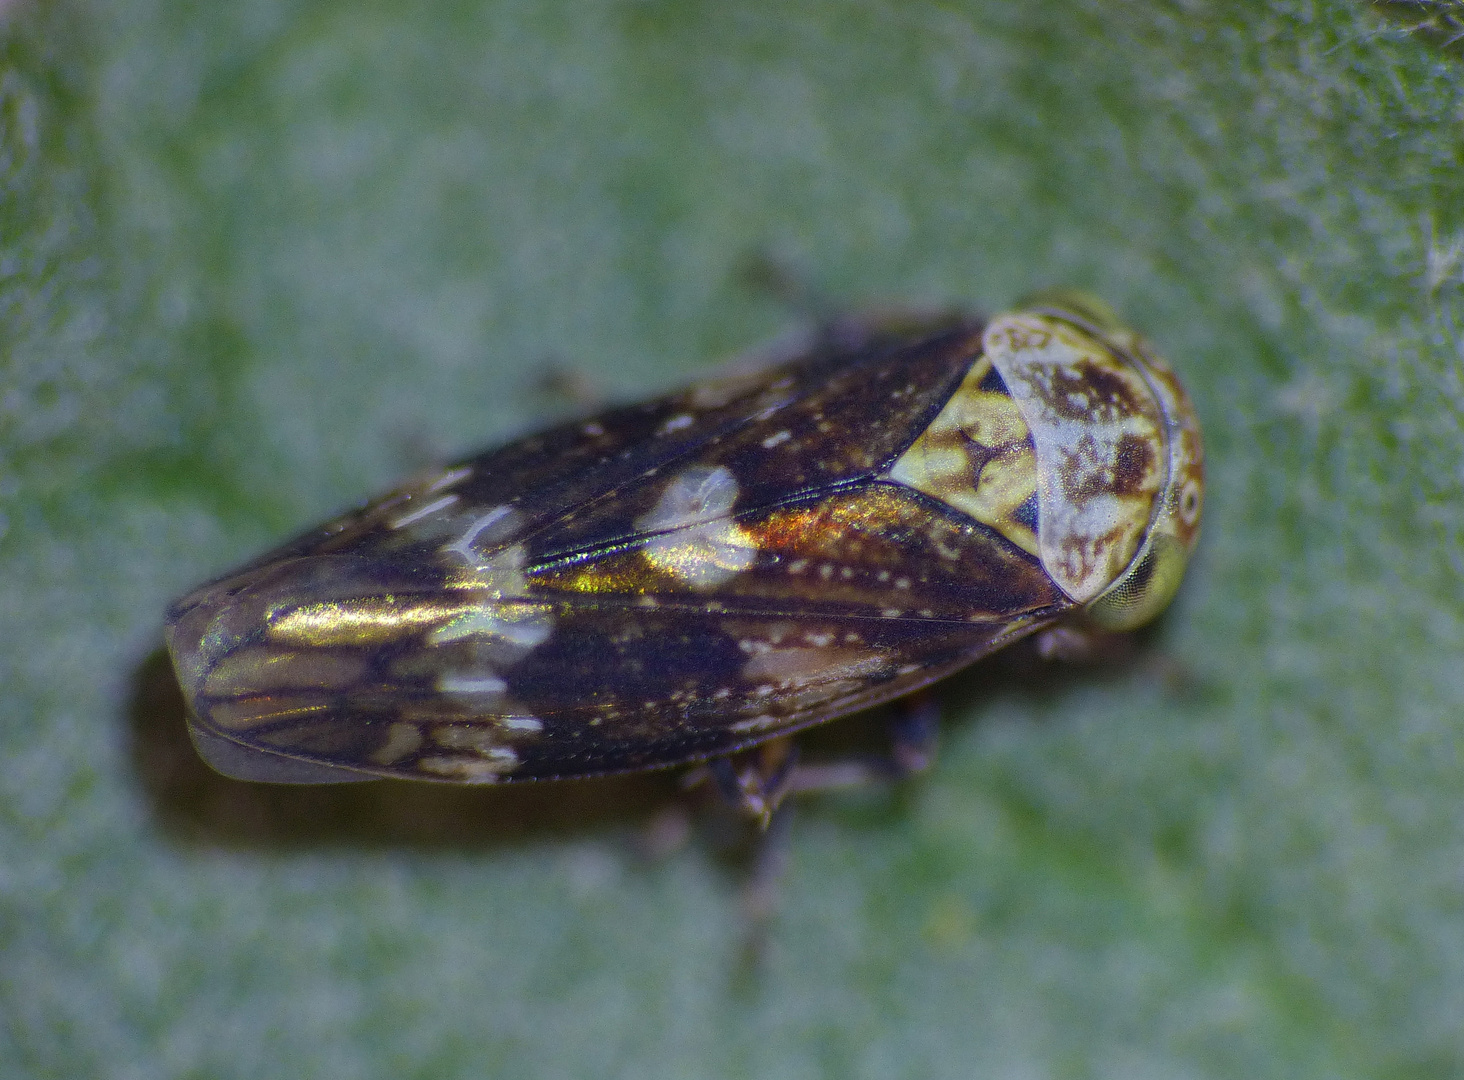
125;627;1181;854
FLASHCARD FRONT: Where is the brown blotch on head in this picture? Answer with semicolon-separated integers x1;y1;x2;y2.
1044;362;1145;422
1111;433;1157;496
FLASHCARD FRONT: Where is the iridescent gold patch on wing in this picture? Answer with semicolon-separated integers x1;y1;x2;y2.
268;597;475;647
887;356;1040;556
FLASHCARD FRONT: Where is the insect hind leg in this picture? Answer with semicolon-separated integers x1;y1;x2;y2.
687;691;942;827
693;738;803;831
685;694;940;961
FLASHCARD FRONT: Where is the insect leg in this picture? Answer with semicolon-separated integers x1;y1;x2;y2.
1032;624;1136;663
780;690;941;798
695;739;802;830
738;798;795;965
685;691;942;827
888;689;940;775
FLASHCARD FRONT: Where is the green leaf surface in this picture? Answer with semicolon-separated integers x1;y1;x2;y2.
4;1;1463;1076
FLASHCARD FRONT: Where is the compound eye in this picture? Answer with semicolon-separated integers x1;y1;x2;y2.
1084;532;1190;631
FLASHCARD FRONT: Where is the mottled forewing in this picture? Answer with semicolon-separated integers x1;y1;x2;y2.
179;487;1065;782
170;318;1074;783
228;320;980;572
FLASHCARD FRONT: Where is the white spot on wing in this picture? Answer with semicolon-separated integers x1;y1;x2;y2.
445;506;518;565
429;603;553;650
390;494;460;530
418;755;515;782
372;722;423;765
437;673;509;695
741;647;888;688
427;466;474;493
761;430;792;449
432;528;556;656
729;714;781;734
635;465;758;587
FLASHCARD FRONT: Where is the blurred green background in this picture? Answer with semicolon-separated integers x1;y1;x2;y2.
3;1;1463;1076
